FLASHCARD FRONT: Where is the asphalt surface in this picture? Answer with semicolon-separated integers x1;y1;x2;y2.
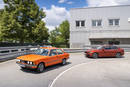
0;52;130;87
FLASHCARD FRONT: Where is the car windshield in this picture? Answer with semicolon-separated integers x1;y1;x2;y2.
96;46;103;49
34;48;49;56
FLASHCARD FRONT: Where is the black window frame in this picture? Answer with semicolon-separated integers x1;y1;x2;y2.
76;21;80;27
81;21;85;27
109;19;120;26
92;20;102;27
75;20;85;27
115;19;119;25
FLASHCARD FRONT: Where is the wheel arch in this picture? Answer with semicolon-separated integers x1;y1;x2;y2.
93;52;99;55
92;52;99;58
38;62;45;67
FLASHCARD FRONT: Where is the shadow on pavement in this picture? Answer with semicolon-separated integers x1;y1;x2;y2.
85;56;125;59
20;62;71;74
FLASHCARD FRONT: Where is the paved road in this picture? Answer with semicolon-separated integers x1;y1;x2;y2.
0;53;130;87
51;53;130;87
0;53;91;87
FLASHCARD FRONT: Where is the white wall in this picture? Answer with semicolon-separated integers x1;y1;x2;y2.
70;5;130;48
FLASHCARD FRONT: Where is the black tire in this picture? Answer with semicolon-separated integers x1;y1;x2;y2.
116;53;121;58
62;59;66;65
92;53;98;58
37;63;45;73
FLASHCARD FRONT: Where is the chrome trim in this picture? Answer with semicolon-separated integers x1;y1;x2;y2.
16;62;37;67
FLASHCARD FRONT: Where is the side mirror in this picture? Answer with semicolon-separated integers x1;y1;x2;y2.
102;48;105;51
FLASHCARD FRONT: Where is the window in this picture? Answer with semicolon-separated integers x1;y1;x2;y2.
115;19;119;25
111;46;118;49
109;19;120;26
35;49;49;56
49;49;57;56
108;41;120;45
91;41;103;45
75;20;85;27
92;20;102;27
104;46;111;50
81;21;85;26
56;49;63;54
92;20;96;26
76;21;80;27
109;19;113;25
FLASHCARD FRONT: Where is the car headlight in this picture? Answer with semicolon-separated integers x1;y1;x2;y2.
29;62;33;65
27;61;33;65
16;59;20;62
88;52;93;53
27;61;30;64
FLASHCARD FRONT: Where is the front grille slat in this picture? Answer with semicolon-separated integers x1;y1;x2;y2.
20;60;28;64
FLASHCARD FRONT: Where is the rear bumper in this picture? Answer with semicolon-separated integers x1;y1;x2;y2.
16;62;37;69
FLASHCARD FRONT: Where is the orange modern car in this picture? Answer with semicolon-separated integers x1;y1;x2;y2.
85;45;124;58
16;47;69;72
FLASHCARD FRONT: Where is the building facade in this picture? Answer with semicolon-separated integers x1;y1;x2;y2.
70;5;130;48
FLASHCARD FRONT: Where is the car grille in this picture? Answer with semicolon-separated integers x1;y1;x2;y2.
20;60;28;64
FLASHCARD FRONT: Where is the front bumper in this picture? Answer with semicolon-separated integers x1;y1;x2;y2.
16;61;37;69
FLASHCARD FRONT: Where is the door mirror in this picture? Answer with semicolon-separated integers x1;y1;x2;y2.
102;48;105;51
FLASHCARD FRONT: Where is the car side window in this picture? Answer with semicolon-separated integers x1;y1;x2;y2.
111;46;118;49
104;46;111;50
56;49;63;55
49;49;57;56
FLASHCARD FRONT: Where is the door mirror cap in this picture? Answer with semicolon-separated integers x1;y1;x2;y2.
102;48;105;51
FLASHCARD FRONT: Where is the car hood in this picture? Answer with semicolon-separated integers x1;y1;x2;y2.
17;54;48;61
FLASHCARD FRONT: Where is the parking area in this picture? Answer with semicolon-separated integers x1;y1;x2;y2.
0;52;130;87
51;52;130;87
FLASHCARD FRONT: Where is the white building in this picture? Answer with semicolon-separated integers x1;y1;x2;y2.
70;5;130;48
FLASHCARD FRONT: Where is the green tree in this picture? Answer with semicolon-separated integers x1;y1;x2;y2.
49;20;70;47
32;20;49;43
0;9;3;41
49;27;60;44
1;0;48;43
59;20;70;47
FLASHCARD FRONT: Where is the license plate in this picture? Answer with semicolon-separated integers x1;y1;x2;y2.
19;64;25;67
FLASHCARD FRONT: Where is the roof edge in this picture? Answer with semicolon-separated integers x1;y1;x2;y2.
70;5;130;10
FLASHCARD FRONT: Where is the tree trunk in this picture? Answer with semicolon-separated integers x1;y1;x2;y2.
20;38;24;45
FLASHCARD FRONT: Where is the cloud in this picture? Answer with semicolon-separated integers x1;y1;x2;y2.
87;0;130;7
43;5;70;31
0;0;4;9
58;0;74;4
67;1;73;4
58;0;66;3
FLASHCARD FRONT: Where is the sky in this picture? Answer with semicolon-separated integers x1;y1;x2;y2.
0;0;130;30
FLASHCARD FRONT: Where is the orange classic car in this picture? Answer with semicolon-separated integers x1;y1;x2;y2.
16;47;69;72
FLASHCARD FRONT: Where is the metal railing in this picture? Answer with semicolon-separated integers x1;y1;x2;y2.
0;45;130;62
0;46;38;61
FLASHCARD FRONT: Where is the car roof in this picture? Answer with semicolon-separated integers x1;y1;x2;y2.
40;47;59;49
